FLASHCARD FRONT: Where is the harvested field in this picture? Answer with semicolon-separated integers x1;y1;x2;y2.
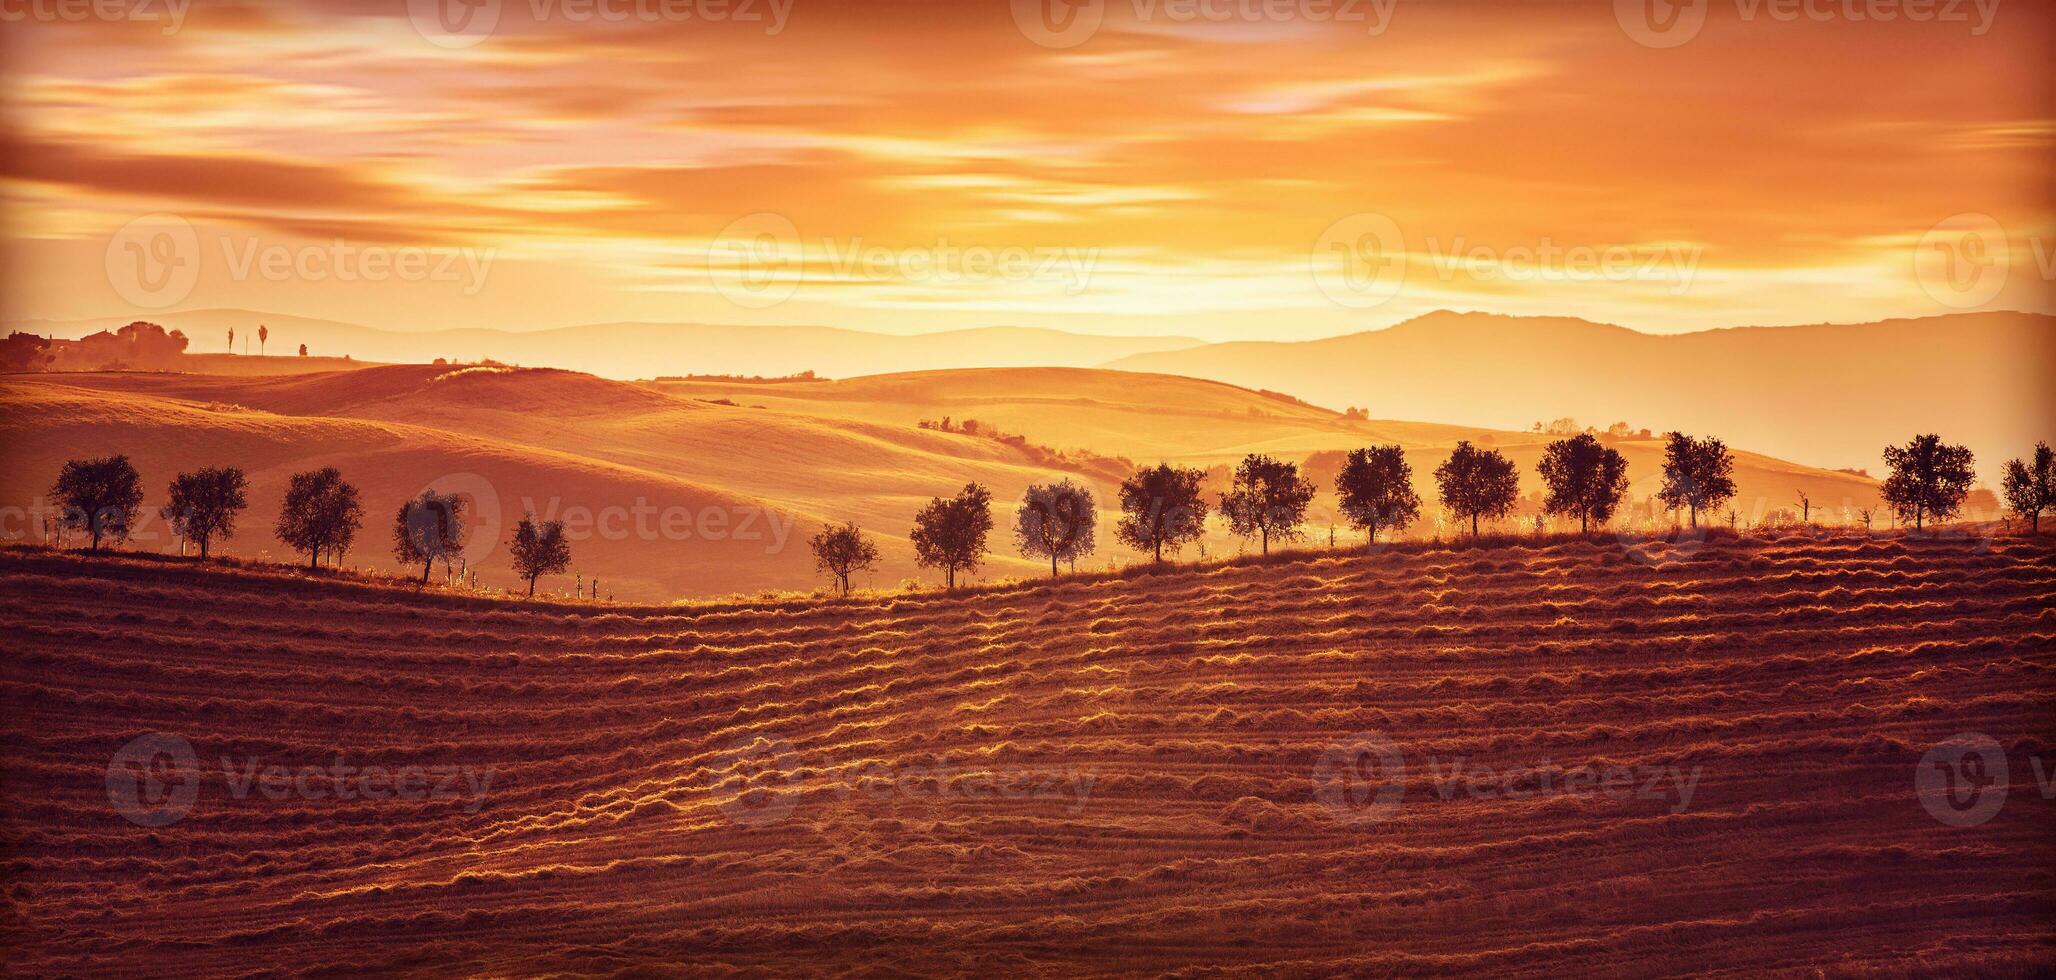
2;532;2052;975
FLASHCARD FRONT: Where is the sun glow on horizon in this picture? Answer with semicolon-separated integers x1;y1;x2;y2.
2;0;2050;339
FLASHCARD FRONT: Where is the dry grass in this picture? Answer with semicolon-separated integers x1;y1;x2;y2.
2;531;2051;975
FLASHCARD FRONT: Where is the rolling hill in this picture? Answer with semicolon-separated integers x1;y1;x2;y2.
1;365;1899;599
1106;310;2056;484
4;533;2050;973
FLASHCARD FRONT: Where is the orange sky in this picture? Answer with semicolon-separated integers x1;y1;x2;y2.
2;0;2050;339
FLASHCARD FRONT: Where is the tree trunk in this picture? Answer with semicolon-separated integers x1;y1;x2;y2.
1260;527;1269;555
420;558;433;584
1154;539;1163;565
1471;513;1479;538
1688;504;1697;528
309;549;320;570
1580;512;1588;534
528;574;537;597
198;536;210;560
1051;553;1059;579
90;525;103;552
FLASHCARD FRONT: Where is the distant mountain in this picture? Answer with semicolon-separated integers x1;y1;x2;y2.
4;310;1203;379
1104;310;2056;482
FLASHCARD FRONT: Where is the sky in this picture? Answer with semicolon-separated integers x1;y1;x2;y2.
2;0;2051;341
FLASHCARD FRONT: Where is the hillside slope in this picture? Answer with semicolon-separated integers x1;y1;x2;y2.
1105;310;2056;483
2;536;2051;974
2;366;1899;599
0;373;1121;598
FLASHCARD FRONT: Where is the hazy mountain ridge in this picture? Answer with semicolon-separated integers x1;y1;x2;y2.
1105;309;2056;482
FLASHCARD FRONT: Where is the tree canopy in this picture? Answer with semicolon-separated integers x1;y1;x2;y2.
1116;463;1210;564
1881;434;1975;531
1435;442;1520;537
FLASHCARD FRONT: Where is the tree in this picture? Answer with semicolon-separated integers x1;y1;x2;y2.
1;332;53;372
1015;479;1097;577
810;521;880;596
1218;454;1315;555
1116;463;1210;564
50;455;144;552
161;466;248;560
2000;442;2053;533
298;343;309;357
1334;445;1420;548
910;483;993;589
1881;434;1975;531
227;327;234;353
1655;431;1735;527
1434;441;1519;537
393;489;466;585
258;324;269;356
276;467;363;569
1539;433;1630;533
509;513;572;596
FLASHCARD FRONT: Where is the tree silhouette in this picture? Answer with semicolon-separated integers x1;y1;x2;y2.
910;483;993;589
1335;445;1420;548
2001;442;2052;533
227;327;234;354
1;332;53;372
1218;454;1315;555
298;343;308;357
1881;434;1975;531
810;521;881;596
1116;463;1210;564
1540;433;1630;533
50;455;144;552
1434;441;1519;537
276;467;363;569
1015;479;1097;577
258;324;269;356
1655;431;1735;527
161;466;248;560
393;489;466;585
510;513;572;596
